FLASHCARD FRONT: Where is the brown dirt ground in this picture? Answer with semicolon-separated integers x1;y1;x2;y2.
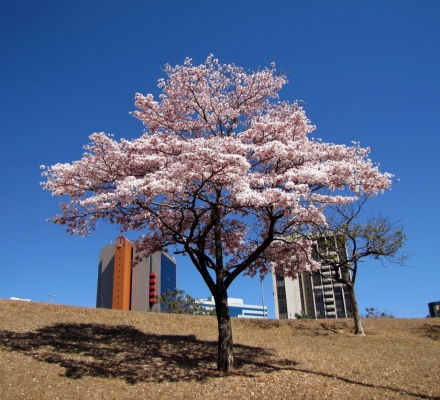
0;299;439;400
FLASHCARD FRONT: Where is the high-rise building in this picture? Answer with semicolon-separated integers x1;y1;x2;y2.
96;236;177;312
272;236;353;319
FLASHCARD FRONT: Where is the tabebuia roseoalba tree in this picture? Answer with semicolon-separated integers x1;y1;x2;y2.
41;56;392;372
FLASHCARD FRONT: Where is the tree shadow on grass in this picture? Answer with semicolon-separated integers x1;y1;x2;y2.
0;323;293;384
417;323;440;341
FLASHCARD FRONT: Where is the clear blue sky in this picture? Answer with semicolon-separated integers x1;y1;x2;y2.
1;1;439;318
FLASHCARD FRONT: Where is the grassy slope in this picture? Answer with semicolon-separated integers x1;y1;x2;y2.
0;299;439;400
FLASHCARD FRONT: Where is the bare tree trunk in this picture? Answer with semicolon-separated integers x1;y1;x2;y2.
214;289;234;372
346;283;365;335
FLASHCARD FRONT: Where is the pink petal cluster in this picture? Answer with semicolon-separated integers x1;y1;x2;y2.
42;56;392;281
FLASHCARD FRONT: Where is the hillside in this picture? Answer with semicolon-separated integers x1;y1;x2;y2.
0;299;439;399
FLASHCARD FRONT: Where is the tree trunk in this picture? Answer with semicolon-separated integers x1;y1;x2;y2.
214;289;234;372
346;284;365;335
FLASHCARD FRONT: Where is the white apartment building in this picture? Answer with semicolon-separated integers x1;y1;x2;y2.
272;236;353;319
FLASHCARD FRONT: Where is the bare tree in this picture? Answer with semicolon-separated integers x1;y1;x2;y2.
307;195;408;335
364;307;395;318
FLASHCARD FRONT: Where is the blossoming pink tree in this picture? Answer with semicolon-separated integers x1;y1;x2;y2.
42;56;392;372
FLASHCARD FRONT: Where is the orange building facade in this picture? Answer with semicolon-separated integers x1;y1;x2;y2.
111;236;133;310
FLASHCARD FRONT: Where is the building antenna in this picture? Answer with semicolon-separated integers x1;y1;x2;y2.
49;294;56;304
260;276;266;318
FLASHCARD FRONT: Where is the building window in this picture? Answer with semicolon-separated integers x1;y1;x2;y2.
340;267;351;282
314;289;325;318
160;254;177;295
312;273;322;286
344;288;353;317
298;274;305;313
334;287;346;318
276;275;288;319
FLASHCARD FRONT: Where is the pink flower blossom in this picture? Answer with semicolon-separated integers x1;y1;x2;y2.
42;56;392;282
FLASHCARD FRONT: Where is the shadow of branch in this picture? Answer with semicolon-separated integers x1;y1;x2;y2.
0;323;292;384
291;367;440;400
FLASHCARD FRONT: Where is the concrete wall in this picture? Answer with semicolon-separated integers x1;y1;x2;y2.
130;252;151;312
285;277;302;319
96;244;115;308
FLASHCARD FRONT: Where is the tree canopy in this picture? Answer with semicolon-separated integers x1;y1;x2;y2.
156;289;208;315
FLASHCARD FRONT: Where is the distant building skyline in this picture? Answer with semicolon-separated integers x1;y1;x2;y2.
10;297;31;302
197;296;267;318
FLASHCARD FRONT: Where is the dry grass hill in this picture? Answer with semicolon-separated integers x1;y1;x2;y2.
0;299;439;399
